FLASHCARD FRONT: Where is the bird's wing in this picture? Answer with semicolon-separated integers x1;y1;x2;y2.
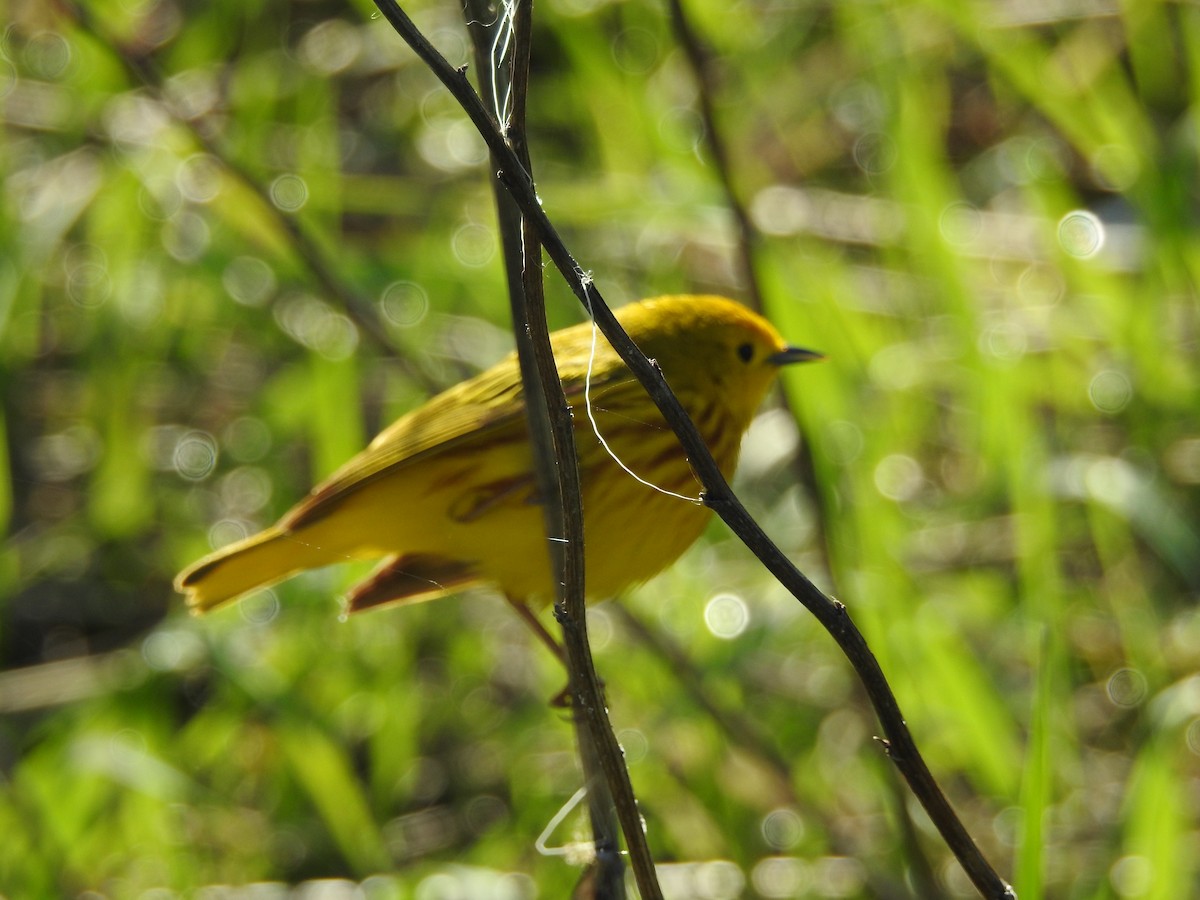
283;349;644;530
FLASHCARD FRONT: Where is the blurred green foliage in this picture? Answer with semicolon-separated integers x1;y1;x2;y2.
2;0;1199;897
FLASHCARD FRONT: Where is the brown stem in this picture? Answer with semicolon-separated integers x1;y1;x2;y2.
665;0;761;313
463;1;642;896
665;0;837;585
667;2;945;888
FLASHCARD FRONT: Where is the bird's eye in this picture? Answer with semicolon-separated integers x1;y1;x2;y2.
737;342;754;363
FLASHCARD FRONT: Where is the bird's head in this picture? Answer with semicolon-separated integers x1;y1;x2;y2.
624;295;822;429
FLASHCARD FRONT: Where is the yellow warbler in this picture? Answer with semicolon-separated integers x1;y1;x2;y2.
176;295;819;613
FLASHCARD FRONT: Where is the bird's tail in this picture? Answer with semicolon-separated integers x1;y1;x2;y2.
175;526;330;613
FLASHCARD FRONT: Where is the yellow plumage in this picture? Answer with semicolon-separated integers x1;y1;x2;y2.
175;295;819;613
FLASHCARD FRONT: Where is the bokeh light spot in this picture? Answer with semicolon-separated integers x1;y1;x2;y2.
270;174;309;212
451;223;496;268
223;256;277;307
162;211;211;263
938;201;982;247
1110;855;1153;897
1088;369;1132;414
142;629;205;672
176;153;222;204
616;728;648;764
138;177;183;221
704;593;749;640
208;518;251;550
695;860;745;900
301;19;363;75
173;431;218;481
980;321;1027;361
417;118;487;171
219;467;273;516
239;589;280;625
873;454;923;501
1058;210;1104;258
761;808;805;850
67;262;112;309
1186;718;1200;755
381;281;430;327
1016;263;1065;305
814;856;865;897
276;294;359;360
752;857;809;898
852;132;897;175
1106;668;1147;708
31;425;101;482
24;31;72;79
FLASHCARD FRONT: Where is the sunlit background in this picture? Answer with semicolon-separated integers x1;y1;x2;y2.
2;0;1199;897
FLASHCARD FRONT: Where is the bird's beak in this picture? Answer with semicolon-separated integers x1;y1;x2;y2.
768;345;824;366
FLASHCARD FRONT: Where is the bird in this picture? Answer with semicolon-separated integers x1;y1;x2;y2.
175;295;820;616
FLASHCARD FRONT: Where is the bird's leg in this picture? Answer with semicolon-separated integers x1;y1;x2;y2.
506;594;595;709
505;594;566;663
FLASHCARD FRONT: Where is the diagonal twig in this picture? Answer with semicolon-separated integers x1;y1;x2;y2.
608;603;938;900
665;0;838;584
53;0;442;394
461;0;633;895
666;3;943;892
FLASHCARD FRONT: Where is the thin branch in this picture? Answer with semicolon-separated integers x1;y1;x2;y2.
665;0;837;586
665;0;762;313
366;4;1013;897
611;602;930;900
666;3;944;891
54;0;442;394
463;1;642;896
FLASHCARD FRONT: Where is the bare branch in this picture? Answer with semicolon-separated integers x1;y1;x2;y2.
666;2;948;890
462;1;644;896
665;0;837;584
